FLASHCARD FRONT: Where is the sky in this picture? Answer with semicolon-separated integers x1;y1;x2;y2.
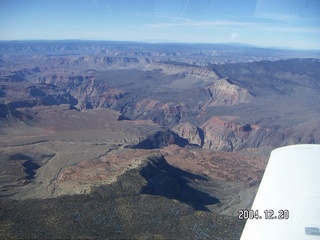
0;0;319;50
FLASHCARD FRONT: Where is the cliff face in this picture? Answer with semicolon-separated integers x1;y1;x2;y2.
206;79;254;106
196;117;320;151
172;122;204;147
37;75;126;109
200;117;260;151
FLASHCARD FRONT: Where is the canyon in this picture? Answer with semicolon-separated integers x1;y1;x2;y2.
0;41;319;239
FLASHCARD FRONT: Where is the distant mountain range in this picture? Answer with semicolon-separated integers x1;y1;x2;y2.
1;40;319;61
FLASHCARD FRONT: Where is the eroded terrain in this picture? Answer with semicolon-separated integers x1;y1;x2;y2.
0;41;319;239
0;105;262;239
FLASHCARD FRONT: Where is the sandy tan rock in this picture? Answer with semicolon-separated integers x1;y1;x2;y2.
206;79;254;106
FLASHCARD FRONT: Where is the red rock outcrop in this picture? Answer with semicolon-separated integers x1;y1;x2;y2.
57;145;268;197
201;116;260;151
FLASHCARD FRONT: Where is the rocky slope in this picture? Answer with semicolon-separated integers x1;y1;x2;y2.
58;154;219;208
0;154;247;239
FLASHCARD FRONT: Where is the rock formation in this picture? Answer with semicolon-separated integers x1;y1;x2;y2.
201;117;260;151
133;130;188;149
172;122;204;146
37;75;126;109
206;79;254;106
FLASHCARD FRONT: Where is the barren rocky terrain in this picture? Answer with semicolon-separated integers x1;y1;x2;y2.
0;41;319;239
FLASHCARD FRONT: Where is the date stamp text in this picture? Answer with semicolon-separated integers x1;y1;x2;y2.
238;209;289;220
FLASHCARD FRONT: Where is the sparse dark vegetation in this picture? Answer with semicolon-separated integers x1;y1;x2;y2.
0;156;244;240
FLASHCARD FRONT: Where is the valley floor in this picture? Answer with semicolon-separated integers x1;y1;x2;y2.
0;105;267;239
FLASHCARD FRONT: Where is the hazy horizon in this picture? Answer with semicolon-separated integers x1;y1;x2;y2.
0;0;319;50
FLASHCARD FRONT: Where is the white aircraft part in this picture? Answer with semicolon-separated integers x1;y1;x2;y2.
240;144;320;240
